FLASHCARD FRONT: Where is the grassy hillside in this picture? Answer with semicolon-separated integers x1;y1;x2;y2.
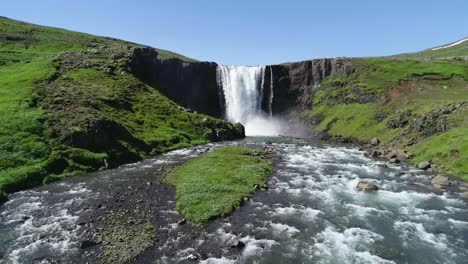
395;37;468;59
0;17;242;200
303;42;468;180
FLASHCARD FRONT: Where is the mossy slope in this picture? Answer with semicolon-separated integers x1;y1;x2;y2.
0;17;242;199
304;46;468;179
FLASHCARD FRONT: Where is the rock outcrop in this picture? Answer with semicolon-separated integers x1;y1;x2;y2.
268;58;354;114
128;47;224;117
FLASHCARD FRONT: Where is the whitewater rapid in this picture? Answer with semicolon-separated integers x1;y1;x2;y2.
1;137;467;263
217;65;281;136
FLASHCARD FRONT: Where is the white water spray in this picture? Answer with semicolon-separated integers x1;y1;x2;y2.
217;65;282;136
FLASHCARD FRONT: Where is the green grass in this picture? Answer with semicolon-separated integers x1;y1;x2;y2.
409;125;468;181
306;103;398;143
395;38;468;59
0;17;239;200
0;57;54;194
305;55;468;180
166;147;272;224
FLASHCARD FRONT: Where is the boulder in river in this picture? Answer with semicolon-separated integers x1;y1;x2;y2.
356;180;379;192
431;175;450;189
418;161;431;170
231;239;245;249
389;158;400;164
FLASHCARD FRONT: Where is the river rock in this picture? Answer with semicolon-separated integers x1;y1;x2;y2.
459;183;468;192
387;150;408;162
185;254;198;261
356;180;379;192
389;158;400;164
370;138;380;146
231;239;245;249
80;240;98;249
177;218;187;225
431;175;450;189
463;192;468;200
418;161;431;170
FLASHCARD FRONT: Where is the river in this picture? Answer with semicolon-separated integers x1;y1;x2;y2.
1;137;467;263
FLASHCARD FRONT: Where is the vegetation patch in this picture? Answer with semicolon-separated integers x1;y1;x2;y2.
304;54;468;180
0;17;243;202
166;147;272;224
409;125;468;181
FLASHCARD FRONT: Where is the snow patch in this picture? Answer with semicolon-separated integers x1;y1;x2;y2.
432;38;468;50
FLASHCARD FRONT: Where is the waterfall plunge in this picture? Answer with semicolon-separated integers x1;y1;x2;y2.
217;65;281;136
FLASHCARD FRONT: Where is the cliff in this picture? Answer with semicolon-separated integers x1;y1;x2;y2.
128;48;224;117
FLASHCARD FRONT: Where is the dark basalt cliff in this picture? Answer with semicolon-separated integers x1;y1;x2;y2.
128;48;354;118
128;48;224;118
269;58;354;114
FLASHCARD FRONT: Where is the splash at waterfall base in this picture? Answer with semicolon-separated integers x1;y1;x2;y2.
241;114;285;136
217;65;286;136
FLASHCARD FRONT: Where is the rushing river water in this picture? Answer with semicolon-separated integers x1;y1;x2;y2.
1;137;467;264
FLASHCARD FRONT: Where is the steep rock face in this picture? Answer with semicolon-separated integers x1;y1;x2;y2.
269;58;354;114
129;48;354;119
128;48;224;117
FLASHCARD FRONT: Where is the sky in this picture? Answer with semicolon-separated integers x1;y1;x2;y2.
2;0;468;65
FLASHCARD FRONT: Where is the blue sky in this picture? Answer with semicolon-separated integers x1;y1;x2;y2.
3;0;468;65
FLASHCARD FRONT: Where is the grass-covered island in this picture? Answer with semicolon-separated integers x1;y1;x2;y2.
166;147;272;224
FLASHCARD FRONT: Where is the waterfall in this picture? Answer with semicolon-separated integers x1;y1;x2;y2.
217;65;281;136
269;66;274;116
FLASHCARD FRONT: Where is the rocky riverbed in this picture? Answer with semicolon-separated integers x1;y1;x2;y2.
1;137;467;264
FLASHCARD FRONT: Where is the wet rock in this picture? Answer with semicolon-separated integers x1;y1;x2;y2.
370;150;382;157
459;183;468;192
185;254;198;261
388;150;408;162
80;240;98;249
463;192;468;200
387;151;397;159
418;161;431;170
389;158;400;164
370;138;380;146
431;175;450;189
356;180;379;192
231;240;245;249
177;218;187;225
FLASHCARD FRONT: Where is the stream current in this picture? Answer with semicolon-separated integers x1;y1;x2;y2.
1;137;467;263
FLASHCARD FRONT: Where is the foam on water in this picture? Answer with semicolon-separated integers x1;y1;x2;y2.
1;138;468;263
312;227;394;264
